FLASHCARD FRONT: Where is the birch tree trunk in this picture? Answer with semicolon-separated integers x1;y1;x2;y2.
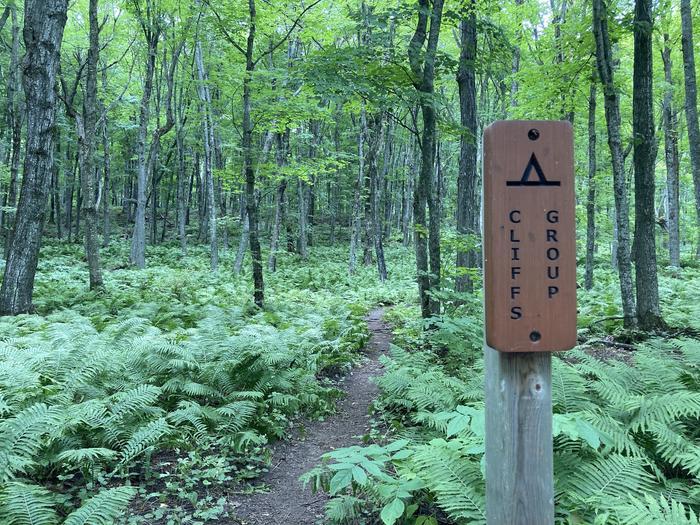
195;37;218;271
661;34;680;268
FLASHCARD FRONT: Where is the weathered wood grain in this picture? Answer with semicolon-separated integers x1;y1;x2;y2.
484;344;553;525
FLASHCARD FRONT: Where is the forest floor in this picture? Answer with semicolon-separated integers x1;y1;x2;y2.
229;307;393;525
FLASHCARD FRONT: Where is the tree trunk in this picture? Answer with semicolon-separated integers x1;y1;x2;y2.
408;0;445;319
298;177;309;259
584;79;597;290
53;136;62;239
195;37;218;271
680;0;700;258
592;0;636;326
64;147;76;243
632;0;662;330
0;0;68;315
268;132;288;272
455;6;478;294
402;132;416;247
368;114;387;281
361;109;373;266
79;0;104;289
661;34;680;268
233;195;249;275
349;113;364;275
130;26;157;268
176;113;187;255
2;3;21;246
101;93;112;248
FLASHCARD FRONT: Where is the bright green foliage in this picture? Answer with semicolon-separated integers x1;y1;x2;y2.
63;487;137;525
311;300;700;524
0;241;381;522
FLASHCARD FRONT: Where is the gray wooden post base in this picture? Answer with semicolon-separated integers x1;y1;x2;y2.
484;343;554;525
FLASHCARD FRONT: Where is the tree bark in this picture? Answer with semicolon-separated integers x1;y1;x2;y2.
81;0;104;289
175;102;187;255
661;34;680;268
298;177;309;259
129;12;158;269
592;0;636;326
455;4;478;294
0;0;68;315
368;114;387;281
101;87;112;248
349;112;364;275
584;79;597;290
408;0;445;319
195;36;218;271
632;0;662;330
2;3;21;247
680;0;700;258
268;131;288;272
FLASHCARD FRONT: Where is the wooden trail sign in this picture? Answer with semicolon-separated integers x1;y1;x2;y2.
483;120;576;353
483;121;576;525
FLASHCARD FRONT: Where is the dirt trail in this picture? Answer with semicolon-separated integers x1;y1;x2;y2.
230;308;392;525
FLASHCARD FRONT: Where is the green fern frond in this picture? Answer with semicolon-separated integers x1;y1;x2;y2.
0;482;58;525
0;403;64;481
55;448;117;467
562;454;657;504
119;417;170;464
410;439;486;523
615;494;700;525
63;486;136;525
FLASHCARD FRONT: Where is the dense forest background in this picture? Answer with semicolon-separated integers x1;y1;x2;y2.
0;0;700;524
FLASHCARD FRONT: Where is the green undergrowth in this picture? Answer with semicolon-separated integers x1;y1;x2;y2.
307;267;700;525
0;240;416;524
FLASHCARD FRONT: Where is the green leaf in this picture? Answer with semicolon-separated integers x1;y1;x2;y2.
446;414;470;437
380;498;405;525
384;439;409;452
391;449;413;460
329;469;353;495
351;465;368;485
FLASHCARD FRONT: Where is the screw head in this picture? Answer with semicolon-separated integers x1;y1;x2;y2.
528;128;540;141
529;331;541;342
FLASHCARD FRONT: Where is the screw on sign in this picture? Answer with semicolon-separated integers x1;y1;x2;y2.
483;120;576;353
482;121;576;525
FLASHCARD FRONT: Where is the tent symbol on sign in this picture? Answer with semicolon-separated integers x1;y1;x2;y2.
507;153;560;186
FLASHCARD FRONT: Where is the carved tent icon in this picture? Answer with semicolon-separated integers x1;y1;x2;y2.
507;153;560;186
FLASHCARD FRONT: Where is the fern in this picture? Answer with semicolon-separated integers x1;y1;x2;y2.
0;404;63;481
410;439;486;523
119;417;170;464
616;494;700;525
0;482;58;525
63;486;136;525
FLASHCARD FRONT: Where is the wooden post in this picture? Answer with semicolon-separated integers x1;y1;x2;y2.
482;121;575;524
484;345;553;524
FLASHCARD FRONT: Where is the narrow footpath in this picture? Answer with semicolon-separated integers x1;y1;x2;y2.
230;308;393;525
